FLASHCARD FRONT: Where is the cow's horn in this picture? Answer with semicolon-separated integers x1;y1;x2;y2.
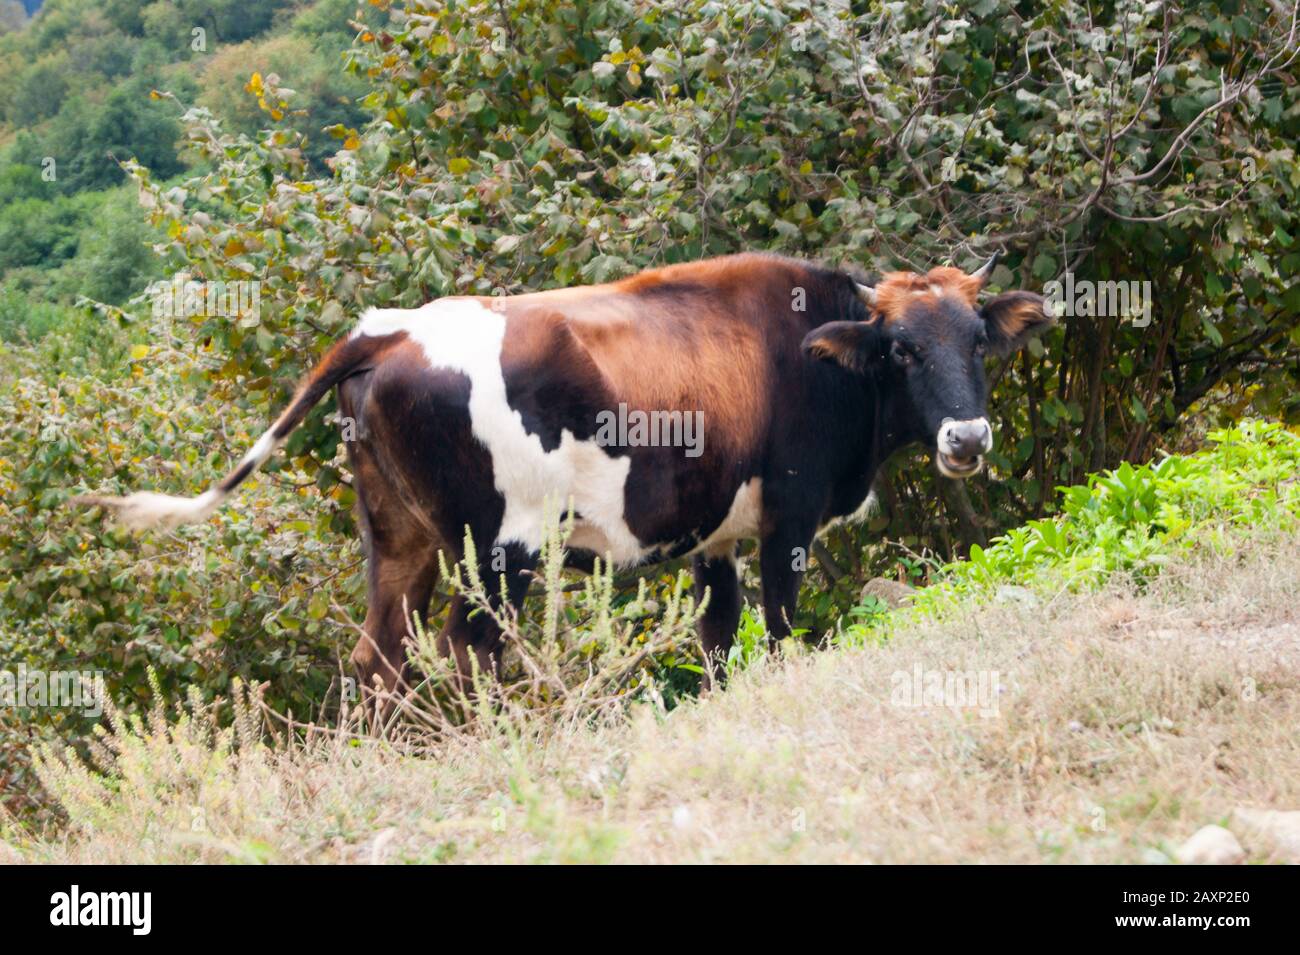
970;252;1000;283
855;283;878;307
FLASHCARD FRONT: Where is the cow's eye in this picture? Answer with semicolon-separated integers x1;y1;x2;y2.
890;341;914;367
974;341;987;358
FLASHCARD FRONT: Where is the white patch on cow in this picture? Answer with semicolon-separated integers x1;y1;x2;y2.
353;299;653;565
818;488;879;538
694;478;763;558
853;488;880;522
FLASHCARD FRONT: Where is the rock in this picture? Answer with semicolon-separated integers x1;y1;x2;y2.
366;827;398;865
1230;807;1300;863
1141;847;1172;865
1175;824;1244;865
895;769;937;793
860;577;915;609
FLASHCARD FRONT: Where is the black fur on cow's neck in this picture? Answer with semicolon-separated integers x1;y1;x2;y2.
800;347;912;520
763;257;920;523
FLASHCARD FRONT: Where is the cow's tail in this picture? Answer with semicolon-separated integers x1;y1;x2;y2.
75;332;381;531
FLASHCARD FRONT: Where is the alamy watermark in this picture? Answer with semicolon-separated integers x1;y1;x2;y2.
594;403;704;458
1044;272;1152;327
50;885;151;935
1;665;104;717
148;277;261;322
890;663;1001;718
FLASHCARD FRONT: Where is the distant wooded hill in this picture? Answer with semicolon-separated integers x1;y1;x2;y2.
0;0;364;306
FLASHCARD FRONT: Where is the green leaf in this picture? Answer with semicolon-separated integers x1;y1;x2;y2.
1031;252;1058;281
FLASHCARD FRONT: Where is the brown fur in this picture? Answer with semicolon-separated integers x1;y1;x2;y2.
981;290;1054;353
873;266;986;325
489;254;790;456
803;323;873;372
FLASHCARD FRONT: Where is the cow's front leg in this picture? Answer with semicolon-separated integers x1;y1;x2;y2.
759;523;815;647
693;549;741;690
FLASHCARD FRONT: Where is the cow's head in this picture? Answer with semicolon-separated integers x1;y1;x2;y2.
803;254;1054;478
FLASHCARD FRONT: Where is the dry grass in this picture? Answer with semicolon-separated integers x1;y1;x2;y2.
8;531;1300;864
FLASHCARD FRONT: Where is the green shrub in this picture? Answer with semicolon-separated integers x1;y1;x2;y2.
0;332;363;814
855;421;1300;633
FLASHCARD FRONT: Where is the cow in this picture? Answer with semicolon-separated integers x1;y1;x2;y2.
79;252;1053;692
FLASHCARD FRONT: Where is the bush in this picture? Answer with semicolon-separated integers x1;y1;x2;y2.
865;421;1300;630
0;327;363;814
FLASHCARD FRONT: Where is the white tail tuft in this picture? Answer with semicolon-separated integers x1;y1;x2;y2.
72;330;377;534
76;488;224;531
73;424;284;531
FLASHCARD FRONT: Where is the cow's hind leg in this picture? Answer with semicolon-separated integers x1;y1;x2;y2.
438;541;536;695
341;372;443;701
351;543;440;698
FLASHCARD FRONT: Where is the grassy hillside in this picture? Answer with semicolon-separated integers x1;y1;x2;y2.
10;423;1298;863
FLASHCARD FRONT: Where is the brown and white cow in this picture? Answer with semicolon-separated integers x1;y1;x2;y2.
81;252;1053;690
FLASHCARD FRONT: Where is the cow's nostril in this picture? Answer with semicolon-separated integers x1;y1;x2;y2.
940;418;992;458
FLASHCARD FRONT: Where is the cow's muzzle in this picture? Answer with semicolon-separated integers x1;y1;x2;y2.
936;417;992;479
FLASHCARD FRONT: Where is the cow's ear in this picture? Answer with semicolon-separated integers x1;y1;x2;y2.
801;321;882;374
980;291;1055;356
